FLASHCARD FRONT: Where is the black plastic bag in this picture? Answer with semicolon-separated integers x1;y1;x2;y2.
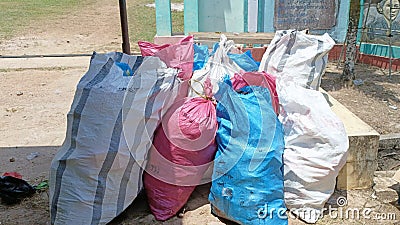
0;176;36;205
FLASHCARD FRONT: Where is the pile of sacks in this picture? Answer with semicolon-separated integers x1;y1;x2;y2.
49;30;348;225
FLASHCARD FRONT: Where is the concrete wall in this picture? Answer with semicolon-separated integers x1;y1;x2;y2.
194;0;351;43
198;0;246;33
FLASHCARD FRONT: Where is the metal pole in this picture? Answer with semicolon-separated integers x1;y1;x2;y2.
119;0;131;55
357;0;372;64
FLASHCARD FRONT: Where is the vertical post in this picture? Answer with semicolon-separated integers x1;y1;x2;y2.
336;0;352;43
264;0;275;32
341;19;357;83
244;0;249;32
389;0;393;78
155;0;172;36
119;0;131;54
357;0;364;43
248;0;259;32
184;0;199;34
357;0;372;64
257;0;265;32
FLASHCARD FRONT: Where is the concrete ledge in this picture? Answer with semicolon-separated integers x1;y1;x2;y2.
153;35;186;45
0;56;91;70
321;90;380;190
380;133;400;150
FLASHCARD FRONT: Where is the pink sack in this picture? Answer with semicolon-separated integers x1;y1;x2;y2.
144;97;217;221
138;42;171;56
138;36;194;80
231;71;280;115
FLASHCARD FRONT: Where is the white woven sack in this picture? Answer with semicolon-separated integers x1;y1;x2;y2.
278;82;349;223
188;34;241;98
259;30;335;90
50;53;180;225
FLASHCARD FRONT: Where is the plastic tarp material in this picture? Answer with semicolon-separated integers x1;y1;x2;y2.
278;82;348;223
193;44;209;71
258;30;335;90
138;35;192;56
144;96;217;221
209;78;287;225
138;42;170;56
0;176;36;205
50;53;181;225
138;36;194;81
212;43;259;72
231;71;279;115
229;50;259;72
188;35;242;98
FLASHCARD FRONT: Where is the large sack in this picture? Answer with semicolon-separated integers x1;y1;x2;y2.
258;30;335;90
278;82;348;223
231;71;279;115
188;35;241;97
50;53;181;225
138;36;194;80
209;78;287;225
144;96;217;221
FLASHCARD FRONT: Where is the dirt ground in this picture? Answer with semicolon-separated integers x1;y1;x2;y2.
322;63;400;135
1;0;400;224
0;0;122;55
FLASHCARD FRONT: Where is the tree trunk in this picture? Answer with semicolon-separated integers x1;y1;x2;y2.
341;19;357;83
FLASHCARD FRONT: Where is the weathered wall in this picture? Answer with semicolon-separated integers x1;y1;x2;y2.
195;0;351;43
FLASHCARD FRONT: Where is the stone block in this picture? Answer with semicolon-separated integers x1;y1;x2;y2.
337;160;377;190
322;90;380;190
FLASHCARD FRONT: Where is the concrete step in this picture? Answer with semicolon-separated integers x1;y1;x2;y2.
321;90;380;190
0;56;91;70
380;133;400;150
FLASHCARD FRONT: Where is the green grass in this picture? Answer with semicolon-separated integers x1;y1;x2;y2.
0;0;86;39
127;0;184;51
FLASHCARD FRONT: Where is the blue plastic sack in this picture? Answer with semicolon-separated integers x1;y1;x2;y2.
209;78;287;225
193;44;209;71
228;50;259;72
211;43;259;72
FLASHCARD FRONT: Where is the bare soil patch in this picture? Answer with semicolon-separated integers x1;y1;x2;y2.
0;0;122;56
322;63;400;135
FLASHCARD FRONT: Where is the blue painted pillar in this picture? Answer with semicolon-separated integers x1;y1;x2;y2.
357;0;365;42
263;0;275;32
244;0;249;32
155;0;172;36
334;0;351;43
257;0;265;32
184;0;199;34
